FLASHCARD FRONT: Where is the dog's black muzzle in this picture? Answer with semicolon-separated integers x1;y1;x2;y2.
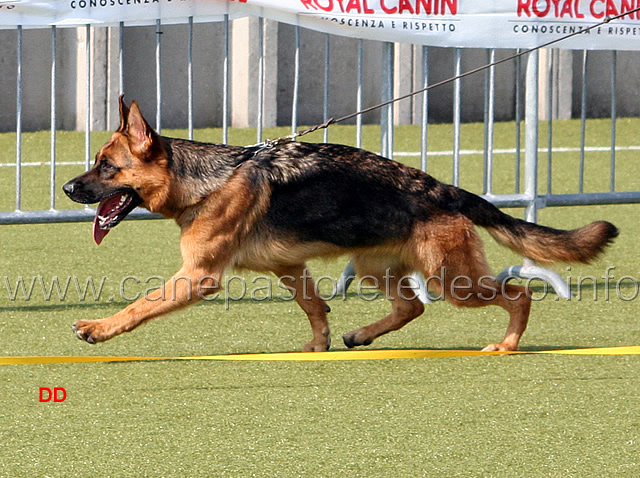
62;175;104;204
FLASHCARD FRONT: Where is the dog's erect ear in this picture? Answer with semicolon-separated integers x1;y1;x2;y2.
125;100;156;155
118;94;129;132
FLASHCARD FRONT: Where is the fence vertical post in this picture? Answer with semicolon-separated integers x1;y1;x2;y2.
291;25;300;136
524;49;539;227
579;50;588;194
452;48;461;187
50;26;57;211
610;51;617;192
15;25;22;212
222;14;230;144
356;39;363;149
420;45;428;173
118;22;124;95
323;33;330;144
188;16;194;140
484;48;496;195
257;17;264;143
380;42;394;159
515;49;522;194
84;25;91;172
155;19;162;134
545;49;554;196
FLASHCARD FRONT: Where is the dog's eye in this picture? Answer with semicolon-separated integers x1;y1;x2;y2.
100;161;119;173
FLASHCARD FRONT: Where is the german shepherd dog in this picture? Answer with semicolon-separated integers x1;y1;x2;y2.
62;96;618;352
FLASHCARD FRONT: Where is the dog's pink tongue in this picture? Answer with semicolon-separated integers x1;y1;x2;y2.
92;196;117;245
92;217;109;245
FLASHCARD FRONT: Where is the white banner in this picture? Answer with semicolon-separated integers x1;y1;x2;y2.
1;0;640;50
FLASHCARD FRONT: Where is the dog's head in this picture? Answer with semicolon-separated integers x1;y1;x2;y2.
62;96;169;244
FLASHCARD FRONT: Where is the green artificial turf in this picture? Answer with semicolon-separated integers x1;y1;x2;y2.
1;120;640;476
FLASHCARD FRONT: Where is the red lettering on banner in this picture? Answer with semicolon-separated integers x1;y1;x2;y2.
416;0;431;13
518;0;530;16
380;0;397;14
560;0;584;18
399;0;415;14
300;0;456;15
518;0;585;18
444;0;457;14
344;0;376;14
362;0;375;13
519;0;640;19
316;0;336;12
623;0;640;19
591;0;613;18
345;0;361;13
590;0;604;17
533;0;551;16
622;0;640;20
607;0;621;16
300;0;316;9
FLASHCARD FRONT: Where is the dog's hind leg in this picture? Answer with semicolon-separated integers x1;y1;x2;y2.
415;219;532;351
433;268;531;352
343;260;425;348
478;282;531;352
273;264;331;352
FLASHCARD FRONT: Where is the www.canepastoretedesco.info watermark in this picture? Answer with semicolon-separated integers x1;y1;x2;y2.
2;266;638;308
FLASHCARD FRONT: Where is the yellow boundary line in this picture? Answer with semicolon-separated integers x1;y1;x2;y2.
2;346;640;365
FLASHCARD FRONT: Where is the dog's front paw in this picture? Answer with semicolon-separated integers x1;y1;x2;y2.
72;320;109;344
481;342;518;352
302;335;331;352
302;341;330;352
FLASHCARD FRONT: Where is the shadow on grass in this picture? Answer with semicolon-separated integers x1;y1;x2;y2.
0;292;371;313
0;300;133;313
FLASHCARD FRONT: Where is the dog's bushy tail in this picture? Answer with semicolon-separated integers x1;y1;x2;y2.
431;184;619;264
484;217;618;264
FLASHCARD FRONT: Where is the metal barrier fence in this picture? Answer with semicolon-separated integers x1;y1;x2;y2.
2;17;640;296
